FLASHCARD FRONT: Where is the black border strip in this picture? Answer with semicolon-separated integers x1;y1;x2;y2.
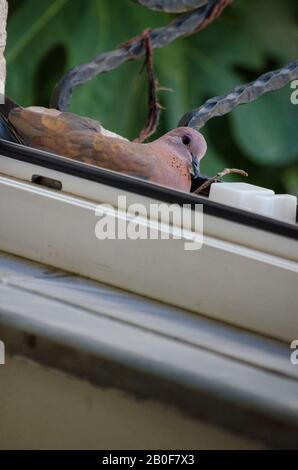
0;139;297;240
0;451;297;463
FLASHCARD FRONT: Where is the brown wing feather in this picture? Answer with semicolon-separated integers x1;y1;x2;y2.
9;107;155;179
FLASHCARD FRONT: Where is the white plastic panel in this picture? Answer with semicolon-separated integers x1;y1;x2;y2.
0;156;297;261
0;174;297;342
209;183;297;224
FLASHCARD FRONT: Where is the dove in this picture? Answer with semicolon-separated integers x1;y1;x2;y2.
0;98;207;192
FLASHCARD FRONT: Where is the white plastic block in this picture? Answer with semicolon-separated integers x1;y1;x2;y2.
249;194;297;223
209;182;297;224
209;183;274;211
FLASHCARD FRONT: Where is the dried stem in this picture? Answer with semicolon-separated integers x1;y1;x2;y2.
132;30;162;143
194;168;248;194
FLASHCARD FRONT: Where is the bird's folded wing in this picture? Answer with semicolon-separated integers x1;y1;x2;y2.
9;107;155;179
9;105;128;141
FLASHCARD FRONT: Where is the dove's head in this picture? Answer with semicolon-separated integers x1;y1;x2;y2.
161;127;207;178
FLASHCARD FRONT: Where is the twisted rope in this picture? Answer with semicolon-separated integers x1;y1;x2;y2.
133;0;209;13
179;59;298;129
51;0;232;111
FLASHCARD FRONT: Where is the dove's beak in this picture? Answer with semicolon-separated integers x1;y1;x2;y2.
191;156;201;178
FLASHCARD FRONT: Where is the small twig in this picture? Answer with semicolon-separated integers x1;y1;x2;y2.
133;30;162;143
216;168;248;179
194;168;248;194
156;85;174;93
194;0;232;33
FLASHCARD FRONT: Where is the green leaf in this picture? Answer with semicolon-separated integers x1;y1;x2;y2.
283;166;298;196
232;86;298;167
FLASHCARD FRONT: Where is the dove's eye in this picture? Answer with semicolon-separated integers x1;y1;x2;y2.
182;135;191;146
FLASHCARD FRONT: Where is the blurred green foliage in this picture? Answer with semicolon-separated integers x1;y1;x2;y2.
6;0;298;193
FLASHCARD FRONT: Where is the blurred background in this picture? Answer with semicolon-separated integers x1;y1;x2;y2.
6;0;298;193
